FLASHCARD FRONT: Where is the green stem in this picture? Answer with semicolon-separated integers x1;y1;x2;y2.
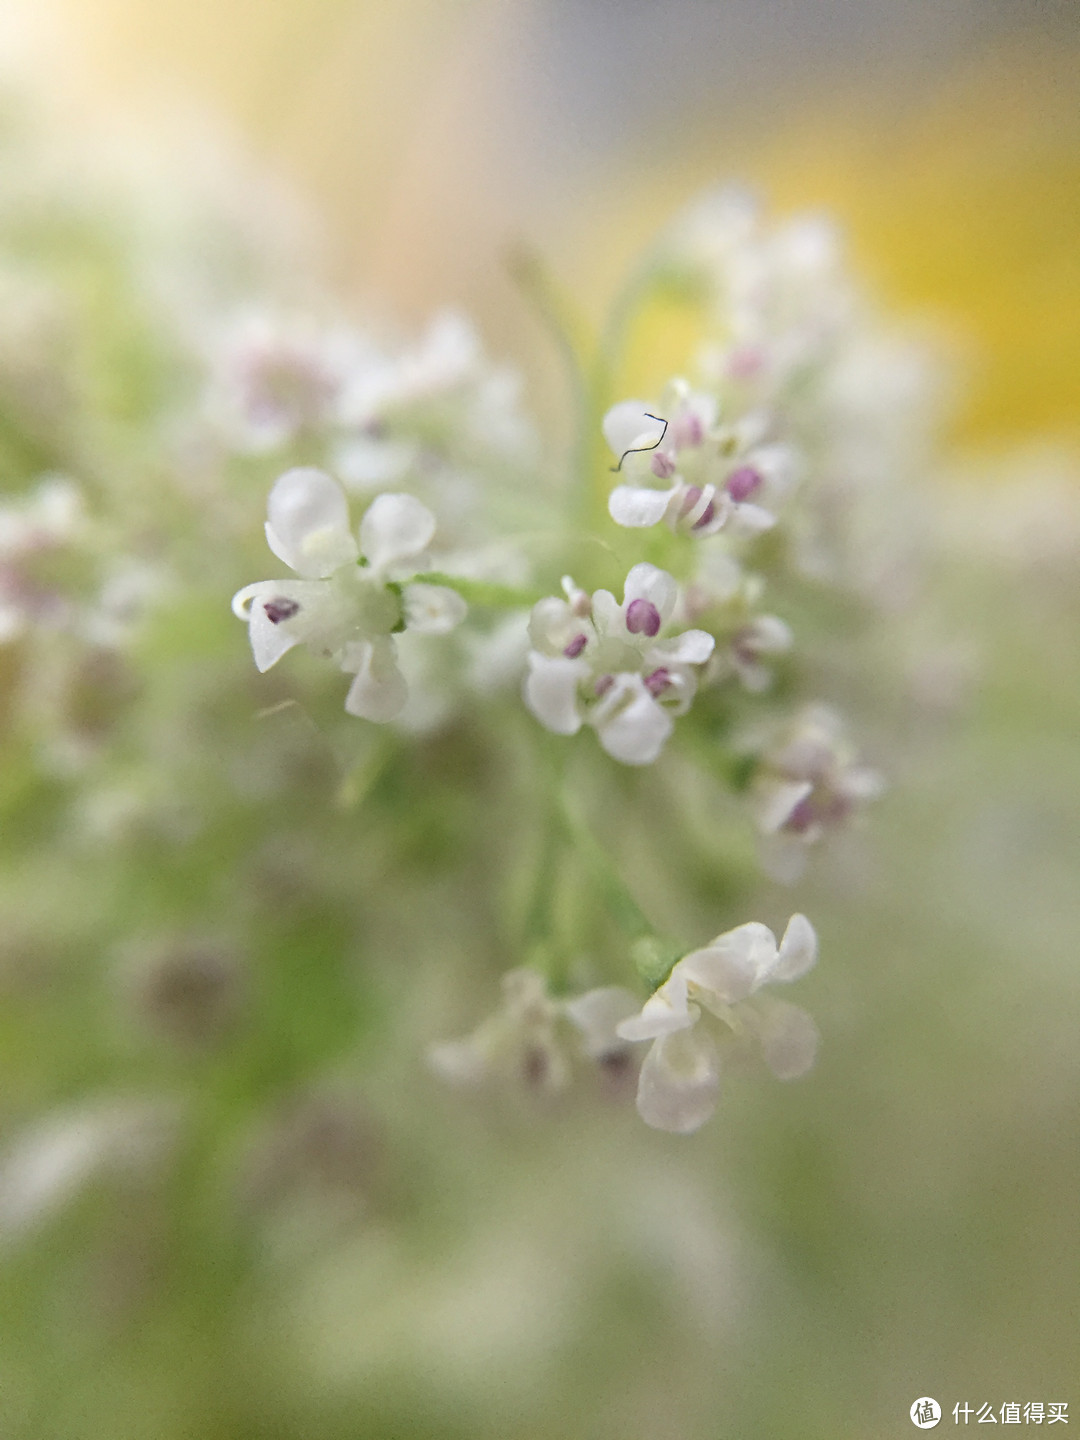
413;571;543;609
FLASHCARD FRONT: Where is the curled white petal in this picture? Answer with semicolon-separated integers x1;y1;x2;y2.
343;637;408;722
403;582;467;635
635;1028;720;1134
765;913;818;984
617;967;695;1043
265;467;357;577
523;653;587;736
595;679;673;766
758;1001;819;1079
359;492;436;574
608;484;675;528
602;400;665;459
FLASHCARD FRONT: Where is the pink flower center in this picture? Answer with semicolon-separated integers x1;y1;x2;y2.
563;632;588;658
679;485;717;531
644;667;670;697
651;451;677;479
594;674;615;697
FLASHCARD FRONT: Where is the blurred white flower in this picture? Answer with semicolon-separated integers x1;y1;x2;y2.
750;705;885;881
428;969;639;1094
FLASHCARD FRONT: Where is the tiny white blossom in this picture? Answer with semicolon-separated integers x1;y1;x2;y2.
604;380;799;540
232;467;465;722
749;704;884;880
616;914;819;1133
428;969;639;1094
523;565;715;765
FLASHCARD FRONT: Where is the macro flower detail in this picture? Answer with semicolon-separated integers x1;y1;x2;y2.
616;914;819;1133
231;467;465;721
604;381;799;540
523;565;715;764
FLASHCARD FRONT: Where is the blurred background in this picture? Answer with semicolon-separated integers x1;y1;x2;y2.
1;2;1079;1437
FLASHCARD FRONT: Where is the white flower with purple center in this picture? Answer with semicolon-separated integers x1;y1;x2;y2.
523;564;715;765
604;383;799;540
615;914;819;1133
231;467;465;722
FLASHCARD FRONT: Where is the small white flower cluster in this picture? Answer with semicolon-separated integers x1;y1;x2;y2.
208;309;535;537
222;191;923;1137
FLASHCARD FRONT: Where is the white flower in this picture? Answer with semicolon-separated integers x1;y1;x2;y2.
616;914;819;1133
428;969;639;1094
231;467;465;721
523;565;715;765
604;381;799;540
748;704;885;880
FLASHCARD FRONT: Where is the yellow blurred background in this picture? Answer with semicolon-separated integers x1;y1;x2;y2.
32;0;1080;449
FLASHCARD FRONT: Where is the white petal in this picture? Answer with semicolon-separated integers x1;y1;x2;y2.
758;1001;819;1079
233;579;323;673
602;400;664;459
564;987;641;1057
747;615;793;655
617;968;695;1042
728;502;777;537
765;913;818;984
359;492;436;575
687;921;779;1003
523;653;586;735
649;629;715;666
528;596;577;655
427;1037;487;1086
589;589;621;637
265;467;357;577
403;582;466;635
608;485;674;528
622;563;678;624
635;1029;720;1133
752;778;813;835
596;682;673;766
343;637;408;721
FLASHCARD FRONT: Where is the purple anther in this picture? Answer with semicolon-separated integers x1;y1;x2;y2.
651;450;677;479
785;795;818;834
625;598;661;637
672;411;703;448
594;674;615;698
726;466;762;503
678;485;717;531
263;597;301;625
563;632;588;658
644;667;670;697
